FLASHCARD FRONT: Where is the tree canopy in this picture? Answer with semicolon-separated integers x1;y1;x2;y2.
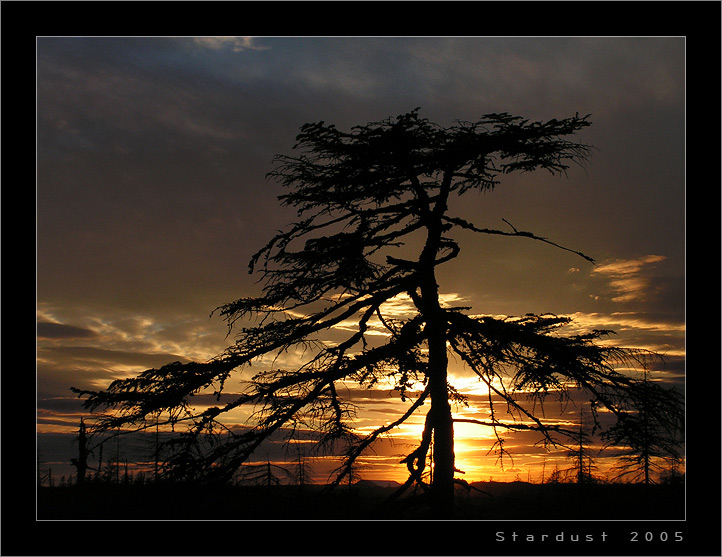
72;109;684;517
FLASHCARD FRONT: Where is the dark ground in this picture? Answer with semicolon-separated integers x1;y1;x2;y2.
37;480;685;520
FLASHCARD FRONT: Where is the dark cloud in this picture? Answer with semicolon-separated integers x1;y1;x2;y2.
41;345;190;369
37;321;98;340
37;396;89;416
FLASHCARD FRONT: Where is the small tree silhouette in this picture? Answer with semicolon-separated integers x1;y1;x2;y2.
73;109;684;518
601;367;684;484
234;461;289;487
70;418;90;486
293;447;312;488
565;407;598;485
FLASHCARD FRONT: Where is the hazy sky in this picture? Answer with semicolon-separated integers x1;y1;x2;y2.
36;36;685;482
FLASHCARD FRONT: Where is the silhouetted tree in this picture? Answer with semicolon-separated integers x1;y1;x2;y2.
293;447;312;487
73;109;684;518
70;418;90;486
658;462;684;486
565;407;598;485
95;442;103;483
601;367;684;484
234;461;288;487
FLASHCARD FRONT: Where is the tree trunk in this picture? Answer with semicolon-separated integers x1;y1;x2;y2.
427;321;455;517
420;241;455;517
418;178;456;518
74;418;89;487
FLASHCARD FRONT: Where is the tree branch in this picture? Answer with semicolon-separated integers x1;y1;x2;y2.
443;215;595;263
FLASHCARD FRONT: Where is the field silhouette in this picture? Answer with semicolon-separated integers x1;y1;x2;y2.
38;478;684;520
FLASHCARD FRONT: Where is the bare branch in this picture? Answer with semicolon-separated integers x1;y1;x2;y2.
443;215;595;263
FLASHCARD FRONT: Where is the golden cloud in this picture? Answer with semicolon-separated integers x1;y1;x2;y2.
591;255;666;302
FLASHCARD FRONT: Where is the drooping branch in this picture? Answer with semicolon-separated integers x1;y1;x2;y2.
74;277;418;432
442;215;595;263
448;336;571;455
327;385;431;490
452;417;578;439
445;311;682;465
398;408;435;491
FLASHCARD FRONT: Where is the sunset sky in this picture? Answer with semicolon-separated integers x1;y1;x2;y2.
36;36;685;485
